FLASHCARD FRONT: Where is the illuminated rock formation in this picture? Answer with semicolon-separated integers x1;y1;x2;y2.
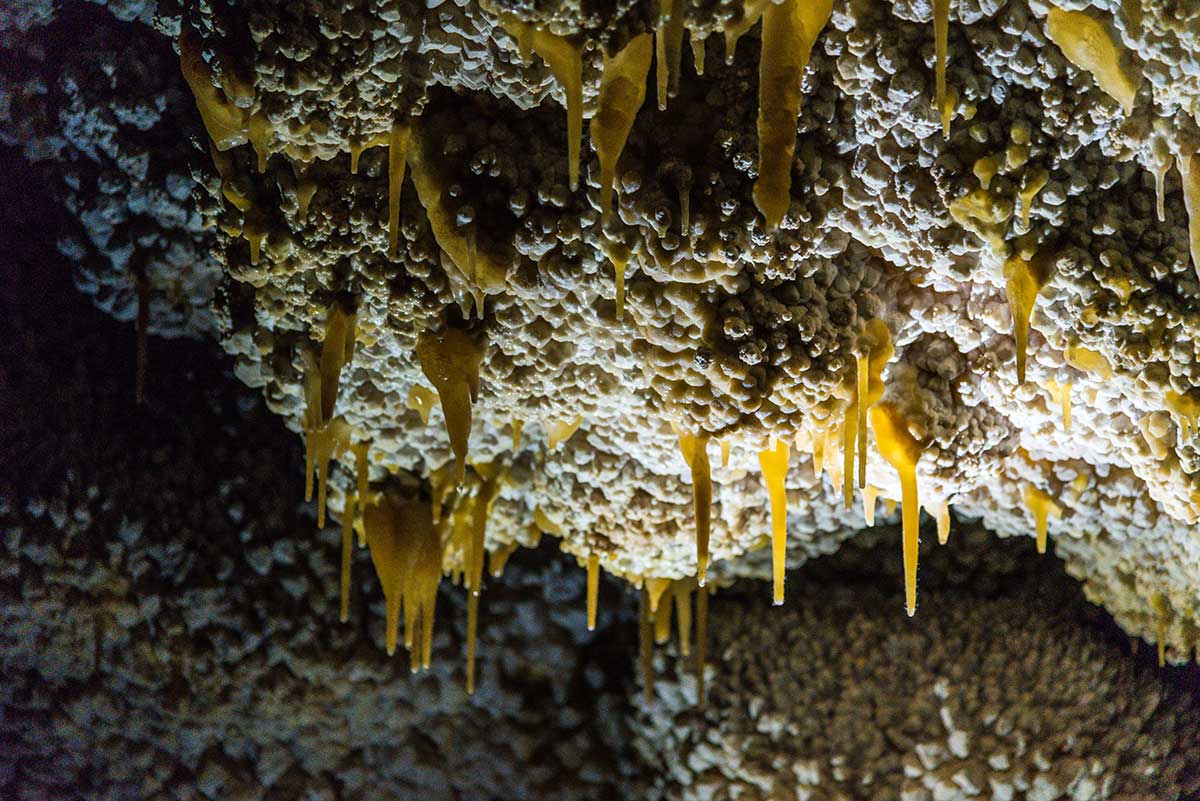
8;0;1200;688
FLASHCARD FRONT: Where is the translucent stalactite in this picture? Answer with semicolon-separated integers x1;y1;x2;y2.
416;325;486;485
340;492;355;623
934;500;951;545
246;113;272;172
655;0;685;110
871;403;926;616
348;131;388;175
510;417;524;451
1177;152;1200;279
352;441;370;545
547;414;584;451
752;0;832;231
1044;8;1138;115
695;581;707;708
1153;594;1169;667
592;34;652;221
464;469;501;694
933;0;952;138
1004;249;1055;385
502;20;584;190
1023;483;1062;555
601;237;631;319
586;552;600;631
690;30;706;75
678;431;713;584
841;406;855;510
488;542;520;578
319;303;357;422
364;494;443;670
856;321;894;486
862;485;881;526
723;0;770;65
406;124;508;312
178;31;248;151
1018;168;1048;228
758;439;791;605
406;385;438;424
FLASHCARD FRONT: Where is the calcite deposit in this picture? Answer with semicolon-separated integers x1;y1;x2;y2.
6;0;1200;782
147;0;1200;671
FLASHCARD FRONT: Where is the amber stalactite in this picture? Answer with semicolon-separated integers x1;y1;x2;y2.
415;326;486;486
363;495;443;670
753;0;832;231
871;403;925;616
591;34;652;221
758;439;791;605
678;431;713;585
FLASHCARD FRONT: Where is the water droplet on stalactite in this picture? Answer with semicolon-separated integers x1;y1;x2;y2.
752;0;832;230
758;439;791;605
724;0;770;66
592;34;652;222
871;403;926;616
678;431;713;585
488;542;520;578
415;325;487;486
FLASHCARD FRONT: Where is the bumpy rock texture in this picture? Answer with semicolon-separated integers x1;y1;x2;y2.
6;0;1200;756
0;154;636;801
149;0;1200;663
636;526;1200;801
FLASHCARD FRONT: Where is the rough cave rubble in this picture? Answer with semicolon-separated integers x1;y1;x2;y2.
5;0;1200;700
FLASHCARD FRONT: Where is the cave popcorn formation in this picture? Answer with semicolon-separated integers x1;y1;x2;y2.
163;0;1200;688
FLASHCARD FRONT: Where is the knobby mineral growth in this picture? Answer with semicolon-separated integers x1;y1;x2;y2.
11;0;1200;684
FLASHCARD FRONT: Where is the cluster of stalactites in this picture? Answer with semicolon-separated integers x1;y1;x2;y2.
757;320;894;606
639;576;709;707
